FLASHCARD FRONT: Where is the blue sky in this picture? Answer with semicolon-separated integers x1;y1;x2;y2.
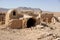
0;0;60;12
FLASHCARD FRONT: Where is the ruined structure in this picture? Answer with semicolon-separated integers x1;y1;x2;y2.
0;13;5;25
0;8;58;29
5;9;23;25
5;9;41;29
41;13;54;24
5;9;24;29
41;13;59;24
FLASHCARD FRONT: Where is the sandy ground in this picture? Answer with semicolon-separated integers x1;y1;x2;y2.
0;22;60;40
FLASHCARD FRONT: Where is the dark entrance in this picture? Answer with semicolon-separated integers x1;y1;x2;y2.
13;11;16;16
27;18;36;28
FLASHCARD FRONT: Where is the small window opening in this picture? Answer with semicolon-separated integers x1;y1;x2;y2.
13;11;16;16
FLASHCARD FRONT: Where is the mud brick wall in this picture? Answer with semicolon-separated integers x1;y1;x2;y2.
41;13;53;23
8;19;22;29
0;13;5;24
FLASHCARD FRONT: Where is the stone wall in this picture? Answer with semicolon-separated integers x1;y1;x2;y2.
41;13;54;24
0;13;5;25
5;9;23;25
8;19;22;29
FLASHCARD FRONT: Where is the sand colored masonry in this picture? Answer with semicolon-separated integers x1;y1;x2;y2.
0;13;5;25
0;8;58;29
41;13;54;23
5;9;41;29
5;9;23;25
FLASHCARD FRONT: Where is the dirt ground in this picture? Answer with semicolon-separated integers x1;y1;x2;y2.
0;22;60;40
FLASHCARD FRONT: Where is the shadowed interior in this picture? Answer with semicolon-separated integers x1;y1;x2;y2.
27;18;36;28
13;11;16;16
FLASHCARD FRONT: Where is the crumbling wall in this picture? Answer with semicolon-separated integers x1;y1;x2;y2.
41;13;54;24
36;18;40;25
8;19;22;29
6;17;27;29
5;9;23;25
0;13;5;25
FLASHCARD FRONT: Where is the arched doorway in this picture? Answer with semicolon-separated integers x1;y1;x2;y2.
27;18;36;28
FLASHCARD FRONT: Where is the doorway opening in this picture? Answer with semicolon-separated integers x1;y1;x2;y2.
27;18;36;28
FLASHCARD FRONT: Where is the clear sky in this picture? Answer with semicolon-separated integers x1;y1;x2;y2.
0;0;60;12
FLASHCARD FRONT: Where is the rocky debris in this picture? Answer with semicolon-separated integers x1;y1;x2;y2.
0;22;60;40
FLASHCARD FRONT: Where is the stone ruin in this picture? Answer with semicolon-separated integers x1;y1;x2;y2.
41;13;59;24
0;9;59;29
5;9;41;29
0;12;5;25
41;13;54;24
